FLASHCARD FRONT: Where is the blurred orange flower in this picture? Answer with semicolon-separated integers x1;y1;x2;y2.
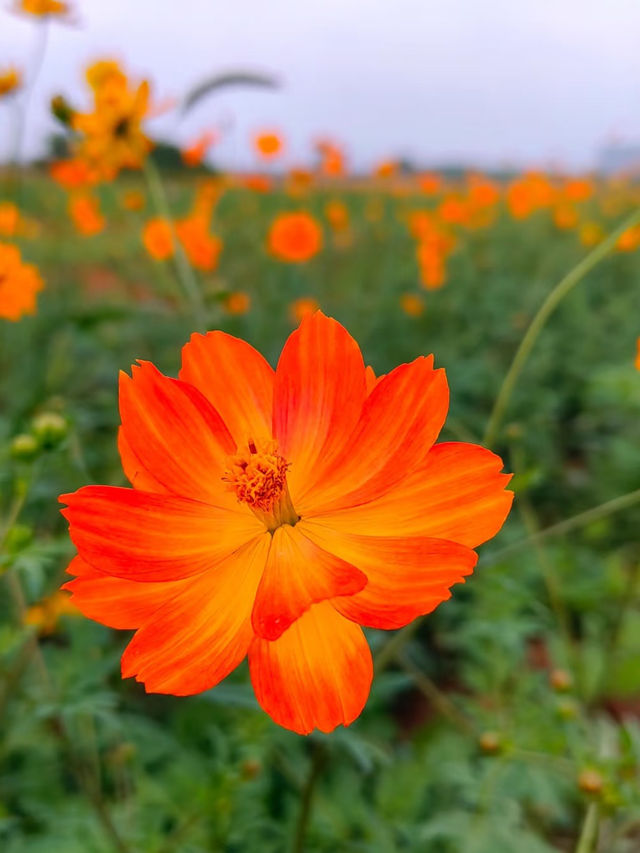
60;312;512;733
253;131;283;159
142;218;174;261
182;131;218;167
121;189;146;211
616;225;640;252
50;158;99;189
553;205;578;230
635;338;640;371
0;202;20;237
417;173;442;195
268;212;323;263
325;200;350;232
224;291;251;315
0;243;44;321
0;67;21;99
315;139;345;177
69;193;105;236
175;216;223;271
24;590;78;635
16;0;70;17
290;296;319;323
400;293;425;317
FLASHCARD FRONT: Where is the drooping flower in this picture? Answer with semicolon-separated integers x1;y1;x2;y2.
0;67;21;99
267;212;323;263
0;243;44;321
61;313;512;735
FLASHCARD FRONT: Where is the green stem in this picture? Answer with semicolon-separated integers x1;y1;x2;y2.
483;206;640;447
292;742;326;853
575;803;599;853
483;487;640;565
142;158;207;329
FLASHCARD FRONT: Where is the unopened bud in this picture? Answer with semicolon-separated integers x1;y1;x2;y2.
31;412;68;449
10;433;39;462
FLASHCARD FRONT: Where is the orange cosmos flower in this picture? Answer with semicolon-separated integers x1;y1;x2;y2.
253;131;283;159
121;189;146;211
0;67;21;99
15;0;70;17
142;217;174;261
175;216;223;272
0;202;20;237
69;193;105;236
60;312;512;735
635;338;640;371
289;296;319;323
50;158;99;189
0;243;44;321
325;200;350;232
268;212;323;263
224;291;251;315
400;293;425;317
616;225;640;252
417;173;442;195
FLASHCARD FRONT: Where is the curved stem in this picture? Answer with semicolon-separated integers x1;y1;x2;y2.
142;158;207;329
483;206;640;448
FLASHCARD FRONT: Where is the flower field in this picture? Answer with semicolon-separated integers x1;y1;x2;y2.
2;12;640;853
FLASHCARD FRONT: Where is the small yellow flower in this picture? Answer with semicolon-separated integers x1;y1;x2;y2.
71;60;153;180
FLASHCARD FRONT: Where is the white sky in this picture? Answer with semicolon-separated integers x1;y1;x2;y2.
2;0;640;170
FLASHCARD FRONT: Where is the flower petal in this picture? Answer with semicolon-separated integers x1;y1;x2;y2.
249;601;373;734
251;524;366;641
63;555;188;629
179;331;275;447
301;522;477;629
119;361;236;506
272;312;367;504
60;486;263;581
300;356;449;514
122;534;271;695
309;442;513;548
117;428;168;492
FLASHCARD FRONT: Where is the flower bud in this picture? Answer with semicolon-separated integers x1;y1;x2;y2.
550;669;573;692
10;433;39;462
578;769;603;795
31;412;68;450
479;731;502;755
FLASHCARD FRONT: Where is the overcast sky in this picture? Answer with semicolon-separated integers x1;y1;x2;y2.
2;0;640;170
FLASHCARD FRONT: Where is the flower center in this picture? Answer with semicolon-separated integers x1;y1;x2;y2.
223;439;299;532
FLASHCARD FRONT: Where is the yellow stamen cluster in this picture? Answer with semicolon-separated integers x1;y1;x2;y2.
224;439;289;512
